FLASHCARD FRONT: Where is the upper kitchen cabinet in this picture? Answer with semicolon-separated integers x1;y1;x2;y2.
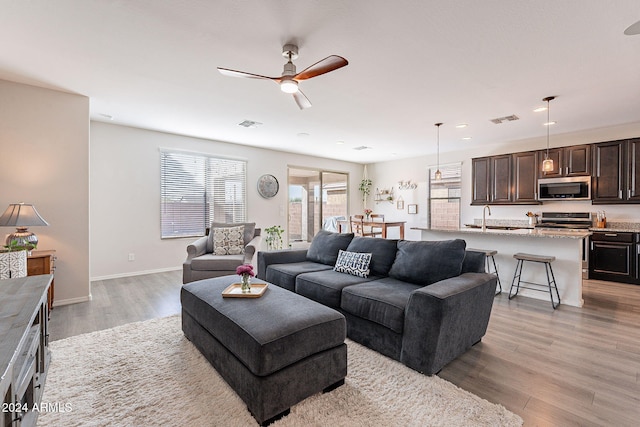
471;153;539;205
538;145;591;178
513;151;539;203
592;139;640;204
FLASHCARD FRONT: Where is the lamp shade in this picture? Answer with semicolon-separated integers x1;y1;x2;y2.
0;203;49;227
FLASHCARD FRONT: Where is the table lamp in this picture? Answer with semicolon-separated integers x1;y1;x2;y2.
0;203;49;249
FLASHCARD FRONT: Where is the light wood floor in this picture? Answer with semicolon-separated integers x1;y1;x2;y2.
49;272;640;426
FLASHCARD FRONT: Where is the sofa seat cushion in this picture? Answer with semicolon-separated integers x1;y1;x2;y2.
345;237;398;276
388;239;467;286
295;270;377;308
340;277;422;333
191;254;244;271
265;262;333;292
306;230;354;265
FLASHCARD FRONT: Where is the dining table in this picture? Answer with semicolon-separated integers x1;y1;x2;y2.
338;219;406;239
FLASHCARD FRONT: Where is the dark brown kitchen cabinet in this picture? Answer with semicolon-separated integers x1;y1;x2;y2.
471;153;540;205
592;139;639;204
589;231;639;284
471;157;490;204
538;145;591;178
513;151;539;203
628;138;640;202
490;154;512;203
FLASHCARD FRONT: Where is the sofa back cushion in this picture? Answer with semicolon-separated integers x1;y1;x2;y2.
207;222;256;253
345;237;398;276
388;239;467;286
306;230;354;266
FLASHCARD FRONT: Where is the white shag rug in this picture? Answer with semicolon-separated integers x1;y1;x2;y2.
38;315;522;427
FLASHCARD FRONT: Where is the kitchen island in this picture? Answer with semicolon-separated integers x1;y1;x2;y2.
414;227;591;307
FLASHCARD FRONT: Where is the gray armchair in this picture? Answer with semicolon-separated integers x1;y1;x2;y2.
183;222;262;283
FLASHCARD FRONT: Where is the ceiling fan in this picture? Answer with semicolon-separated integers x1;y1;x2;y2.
218;44;348;109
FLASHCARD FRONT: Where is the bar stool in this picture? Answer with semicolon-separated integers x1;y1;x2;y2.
468;248;502;295
509;253;560;309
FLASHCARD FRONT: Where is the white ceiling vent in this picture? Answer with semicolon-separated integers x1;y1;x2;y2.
490;114;519;124
238;120;262;128
353;145;372;151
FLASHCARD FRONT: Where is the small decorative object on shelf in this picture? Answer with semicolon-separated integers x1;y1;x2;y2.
374;188;394;203
265;225;285;250
398;180;417;190
364;208;372;220
236;264;255;293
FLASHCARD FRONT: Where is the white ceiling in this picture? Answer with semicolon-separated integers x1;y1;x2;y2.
1;1;639;163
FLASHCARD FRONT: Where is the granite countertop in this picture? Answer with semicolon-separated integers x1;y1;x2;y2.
412;226;592;240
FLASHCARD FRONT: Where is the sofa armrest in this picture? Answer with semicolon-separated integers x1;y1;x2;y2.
401;272;496;374
243;234;263;266
186;236;208;261
257;249;308;280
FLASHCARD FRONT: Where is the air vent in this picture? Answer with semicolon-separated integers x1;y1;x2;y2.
238;120;262;128
353;145;372;151
490;115;519;124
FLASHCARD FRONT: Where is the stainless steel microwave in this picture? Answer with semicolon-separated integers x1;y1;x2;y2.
538;176;591;201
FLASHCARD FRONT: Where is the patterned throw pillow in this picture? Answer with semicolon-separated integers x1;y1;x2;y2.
333;250;372;278
212;225;245;255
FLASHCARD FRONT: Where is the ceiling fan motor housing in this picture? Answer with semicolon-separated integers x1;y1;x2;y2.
282;44;299;60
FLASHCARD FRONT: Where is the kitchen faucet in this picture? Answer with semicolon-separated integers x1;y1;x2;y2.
482;205;491;231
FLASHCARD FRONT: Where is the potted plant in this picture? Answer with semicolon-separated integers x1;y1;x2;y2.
264;225;285;250
359;178;372;205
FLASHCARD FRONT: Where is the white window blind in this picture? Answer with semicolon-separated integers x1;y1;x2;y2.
160;150;247;238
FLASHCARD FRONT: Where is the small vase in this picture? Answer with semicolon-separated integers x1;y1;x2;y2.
241;274;251;293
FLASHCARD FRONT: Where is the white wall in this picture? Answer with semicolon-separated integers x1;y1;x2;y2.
0;80;90;305
90;122;364;280
368;121;640;240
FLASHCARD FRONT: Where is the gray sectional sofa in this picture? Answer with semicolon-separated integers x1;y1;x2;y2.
257;230;497;375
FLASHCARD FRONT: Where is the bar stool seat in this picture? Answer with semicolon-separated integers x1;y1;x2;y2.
509;252;560;309
468;248;502;295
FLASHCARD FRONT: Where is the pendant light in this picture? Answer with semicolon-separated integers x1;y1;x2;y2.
541;96;556;173
434;122;443;180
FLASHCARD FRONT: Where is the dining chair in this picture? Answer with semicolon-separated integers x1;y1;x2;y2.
369;214;384;237
350;215;376;237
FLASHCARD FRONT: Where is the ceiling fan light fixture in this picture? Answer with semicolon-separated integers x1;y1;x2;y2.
280;78;299;94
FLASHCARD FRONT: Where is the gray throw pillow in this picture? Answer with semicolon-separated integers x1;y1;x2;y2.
346;237;398;276
212;225;245;255
306;230;355;266
334;250;372;278
388;239;466;286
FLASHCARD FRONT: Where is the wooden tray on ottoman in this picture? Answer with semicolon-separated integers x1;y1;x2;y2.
222;283;268;298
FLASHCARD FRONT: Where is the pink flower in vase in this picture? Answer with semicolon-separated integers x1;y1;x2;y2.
236;264;255;277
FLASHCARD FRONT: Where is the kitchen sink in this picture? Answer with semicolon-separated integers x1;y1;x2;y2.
464;224;522;230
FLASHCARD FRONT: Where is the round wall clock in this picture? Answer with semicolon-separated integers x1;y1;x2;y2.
257;174;279;198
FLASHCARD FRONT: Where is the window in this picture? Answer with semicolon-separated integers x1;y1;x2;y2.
428;163;461;229
160;149;247;238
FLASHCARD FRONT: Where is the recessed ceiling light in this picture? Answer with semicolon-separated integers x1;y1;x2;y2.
543;121;557;126
462;137;472;140
456;123;468;129
336;140;345;145
533;106;547;113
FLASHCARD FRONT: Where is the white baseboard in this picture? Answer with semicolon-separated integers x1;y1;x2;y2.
90;266;181;282
53;294;92;307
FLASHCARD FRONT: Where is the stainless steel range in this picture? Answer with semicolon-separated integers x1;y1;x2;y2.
535;212;592;230
535;212;592;278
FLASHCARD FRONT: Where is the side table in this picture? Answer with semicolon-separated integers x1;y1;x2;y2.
27;249;56;313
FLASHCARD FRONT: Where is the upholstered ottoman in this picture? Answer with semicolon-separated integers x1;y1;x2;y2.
181;275;347;426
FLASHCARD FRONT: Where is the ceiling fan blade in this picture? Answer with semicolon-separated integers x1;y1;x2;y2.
624;19;640;35
292;90;312;109
294;55;348;80
217;67;280;81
